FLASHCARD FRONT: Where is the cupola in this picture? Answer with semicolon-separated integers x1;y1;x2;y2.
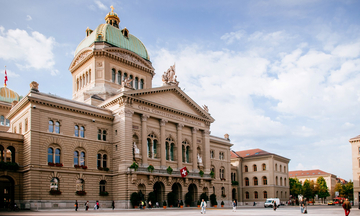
105;5;120;28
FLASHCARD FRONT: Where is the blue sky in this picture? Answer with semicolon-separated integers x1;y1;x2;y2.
1;0;360;180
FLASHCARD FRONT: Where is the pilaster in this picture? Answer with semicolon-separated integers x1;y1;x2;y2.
192;127;198;171
177;123;184;170
118;108;134;171
160;119;168;168
203;129;211;173
141;114;150;166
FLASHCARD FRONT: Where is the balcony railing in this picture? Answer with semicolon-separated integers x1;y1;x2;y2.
133;167;211;179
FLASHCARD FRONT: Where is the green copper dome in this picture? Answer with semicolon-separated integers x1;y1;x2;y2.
75;24;150;61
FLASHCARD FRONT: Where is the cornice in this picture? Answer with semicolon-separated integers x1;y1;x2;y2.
69;48;94;72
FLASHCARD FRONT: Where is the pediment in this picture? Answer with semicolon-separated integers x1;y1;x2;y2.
127;86;213;121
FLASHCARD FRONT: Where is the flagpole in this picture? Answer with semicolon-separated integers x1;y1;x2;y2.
4;65;7;87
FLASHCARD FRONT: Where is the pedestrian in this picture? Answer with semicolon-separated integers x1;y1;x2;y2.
75;200;78;211
178;199;180;208
156;201;159;208
200;199;207;214
300;200;304;214
273;201;277;211
85;201;89;211
232;200;236;212
149;200;152;209
112;200;115;210
96;200;99;209
342;198;351;216
140;200;143;209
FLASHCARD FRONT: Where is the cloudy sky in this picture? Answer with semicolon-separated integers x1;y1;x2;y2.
1;0;359;180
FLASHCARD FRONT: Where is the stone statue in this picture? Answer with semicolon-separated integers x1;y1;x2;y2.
123;77;133;88
133;142;140;154
202;105;209;113
197;153;202;164
162;63;179;86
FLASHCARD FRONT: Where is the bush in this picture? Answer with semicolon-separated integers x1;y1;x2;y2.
210;171;215;178
199;170;204;177
130;192;140;208
197;200;201;205
167;166;173;174
130;162;139;171
104;167;109;171
221;201;224;206
163;201;167;206
49;190;61;195
147;165;154;173
210;194;217;206
231;181;239;185
185;192;192;206
100;191;109;196
167;192;177;207
147;192;156;205
200;193;209;202
0;162;19;171
75;190;86;196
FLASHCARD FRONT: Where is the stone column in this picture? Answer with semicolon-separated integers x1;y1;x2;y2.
118;109;134;171
141;114;150;166
203;129;211;173
177;123;184;170
192;127;198;172
160;119;168;168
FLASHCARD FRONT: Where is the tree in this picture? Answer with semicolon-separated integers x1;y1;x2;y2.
316;177;330;203
302;180;313;200
290;178;302;198
343;181;353;200
334;183;344;197
309;180;316;201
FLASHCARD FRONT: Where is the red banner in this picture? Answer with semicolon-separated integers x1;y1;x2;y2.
180;167;188;178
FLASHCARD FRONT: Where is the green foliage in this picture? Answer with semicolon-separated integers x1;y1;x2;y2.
199;170;204;177
210;171;215;178
200;192;209;202
335;181;354;200
167;166;173;174
147;164;154;172
316;176;330;202
130;192;140;207
231;181;239;185
167;192;177;206
290;177;302;198
130;162;139;171
197;200;201;205
163;200;167;206
302;179;313;200
99;191;109;196
210;194;217;206
185;192;193;206
221;201;224;205
0;162;19;171
147;191;156;204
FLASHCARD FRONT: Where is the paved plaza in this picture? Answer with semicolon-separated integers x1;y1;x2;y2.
0;206;357;216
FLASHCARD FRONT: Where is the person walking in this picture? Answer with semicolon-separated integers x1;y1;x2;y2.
112;200;115;210
149;200;152;209
300;200;304;214
75;200;78;211
200;199;207;214
96;200;99;210
273;201;277;211
85;201;89;211
232;200;236;212
342;198;351;216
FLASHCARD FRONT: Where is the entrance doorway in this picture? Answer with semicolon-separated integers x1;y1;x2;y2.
153;182;165;204
0;176;14;209
187;183;198;206
172;183;182;201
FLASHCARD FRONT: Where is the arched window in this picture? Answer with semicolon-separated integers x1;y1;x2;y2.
89;69;91;83
280;165;282;172
284;178;287;186
275;163;278;171
100;180;106;193
55;148;61;163
55;121;60;134
5;119;9;126
80;152;85;166
48;147;53;163
74;125;79;137
280;177;283;186
140;79;144;89
50;178;59;191
77;79;79;90
49;120;54;132
80;126;85;138
123;73;127;81
86;73;88;85
0;145;4;162
276;176;278;185
254;191;258;199
97;154;101;168
264;191;267;198
262;163;266;171
221;187;225;196
6;147;15;162
129;75;133;87
25;118;28;131
253;164;257;171
165;137;175;161
254;177;258;186
245;177;249;186
284;166;286;173
135;77;139;89
210;150;214;159
117;71;121;85
112;68;116;82
244;165;248;172
98;129;101;140
147;134;158;159
219;167;225;179
281;191;283;198
97;153;108;169
76;179;84;191
263;176;267;185
182;141;190;163
166;142;169;160
80;77;82;89
103;154;107;168
0;115;4;125
245;192;249;199
74;151;79;165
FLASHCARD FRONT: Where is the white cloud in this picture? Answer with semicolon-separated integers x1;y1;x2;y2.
94;0;108;11
0;26;57;74
26;15;32;21
1;69;20;77
220;30;246;44
295;163;306;170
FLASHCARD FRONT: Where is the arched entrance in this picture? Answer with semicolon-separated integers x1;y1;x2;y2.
0;176;14;209
153;181;165;204
186;183;198;206
172;183;182;200
138;184;146;201
232;188;236;200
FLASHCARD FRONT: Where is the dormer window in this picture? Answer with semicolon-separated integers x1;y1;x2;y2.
122;28;129;38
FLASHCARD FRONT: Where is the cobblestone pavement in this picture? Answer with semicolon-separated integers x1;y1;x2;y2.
0;205;357;216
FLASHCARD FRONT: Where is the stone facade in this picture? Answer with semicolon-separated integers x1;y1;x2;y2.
349;135;360;206
230;149;290;205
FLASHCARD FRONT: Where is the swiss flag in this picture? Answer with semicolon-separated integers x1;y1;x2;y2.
180;167;188;178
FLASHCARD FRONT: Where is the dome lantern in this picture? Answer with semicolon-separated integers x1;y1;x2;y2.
105;5;120;29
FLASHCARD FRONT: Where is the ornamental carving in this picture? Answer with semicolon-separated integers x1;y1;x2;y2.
141;114;150;122
118;109;134;117
177;123;184;130
162;64;179;86
109;51;147;68
72;51;92;68
160;119;168;126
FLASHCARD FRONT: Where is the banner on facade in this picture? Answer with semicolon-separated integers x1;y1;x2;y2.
180;167;188;178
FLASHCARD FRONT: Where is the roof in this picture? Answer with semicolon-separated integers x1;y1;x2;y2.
74;24;150;61
0;87;21;103
231;148;272;158
349;135;360;142
289;169;333;178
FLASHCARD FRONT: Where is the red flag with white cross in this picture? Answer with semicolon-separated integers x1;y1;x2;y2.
180;167;188;178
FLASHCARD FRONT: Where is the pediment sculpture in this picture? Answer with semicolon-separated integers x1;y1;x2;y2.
123;77;133;88
162;63;179;86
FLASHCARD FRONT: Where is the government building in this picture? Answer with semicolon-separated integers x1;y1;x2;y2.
349;134;360;206
0;7;293;210
0;7;233;209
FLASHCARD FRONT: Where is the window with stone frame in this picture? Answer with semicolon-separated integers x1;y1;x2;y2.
245;191;249;199
219;167;225;179
99;180;106;193
25;118;28;132
19;123;22;134
117;71;121;85
276;176;278;185
284;178;287;186
244;165;248;172
75;125;79;137
253;164;257;172
263;191;267;199
245;177;249;186
3;146;15;163
147;133;158;159
254;191;258;199
280;177;283;186
97;153;108;169
182;140;190;163
165;137;175;161
50;178;59;191
112;68;116;82
76;179;84;191
0;115;4;126
262;163;266;171
55;121;60;134
221;187;225;196
263;176;267;185
48;147;61;164
280;165;282;172
254;177;258;186
140;79;144;89
210;150;214;159
74;150;85;166
97;129;107;141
